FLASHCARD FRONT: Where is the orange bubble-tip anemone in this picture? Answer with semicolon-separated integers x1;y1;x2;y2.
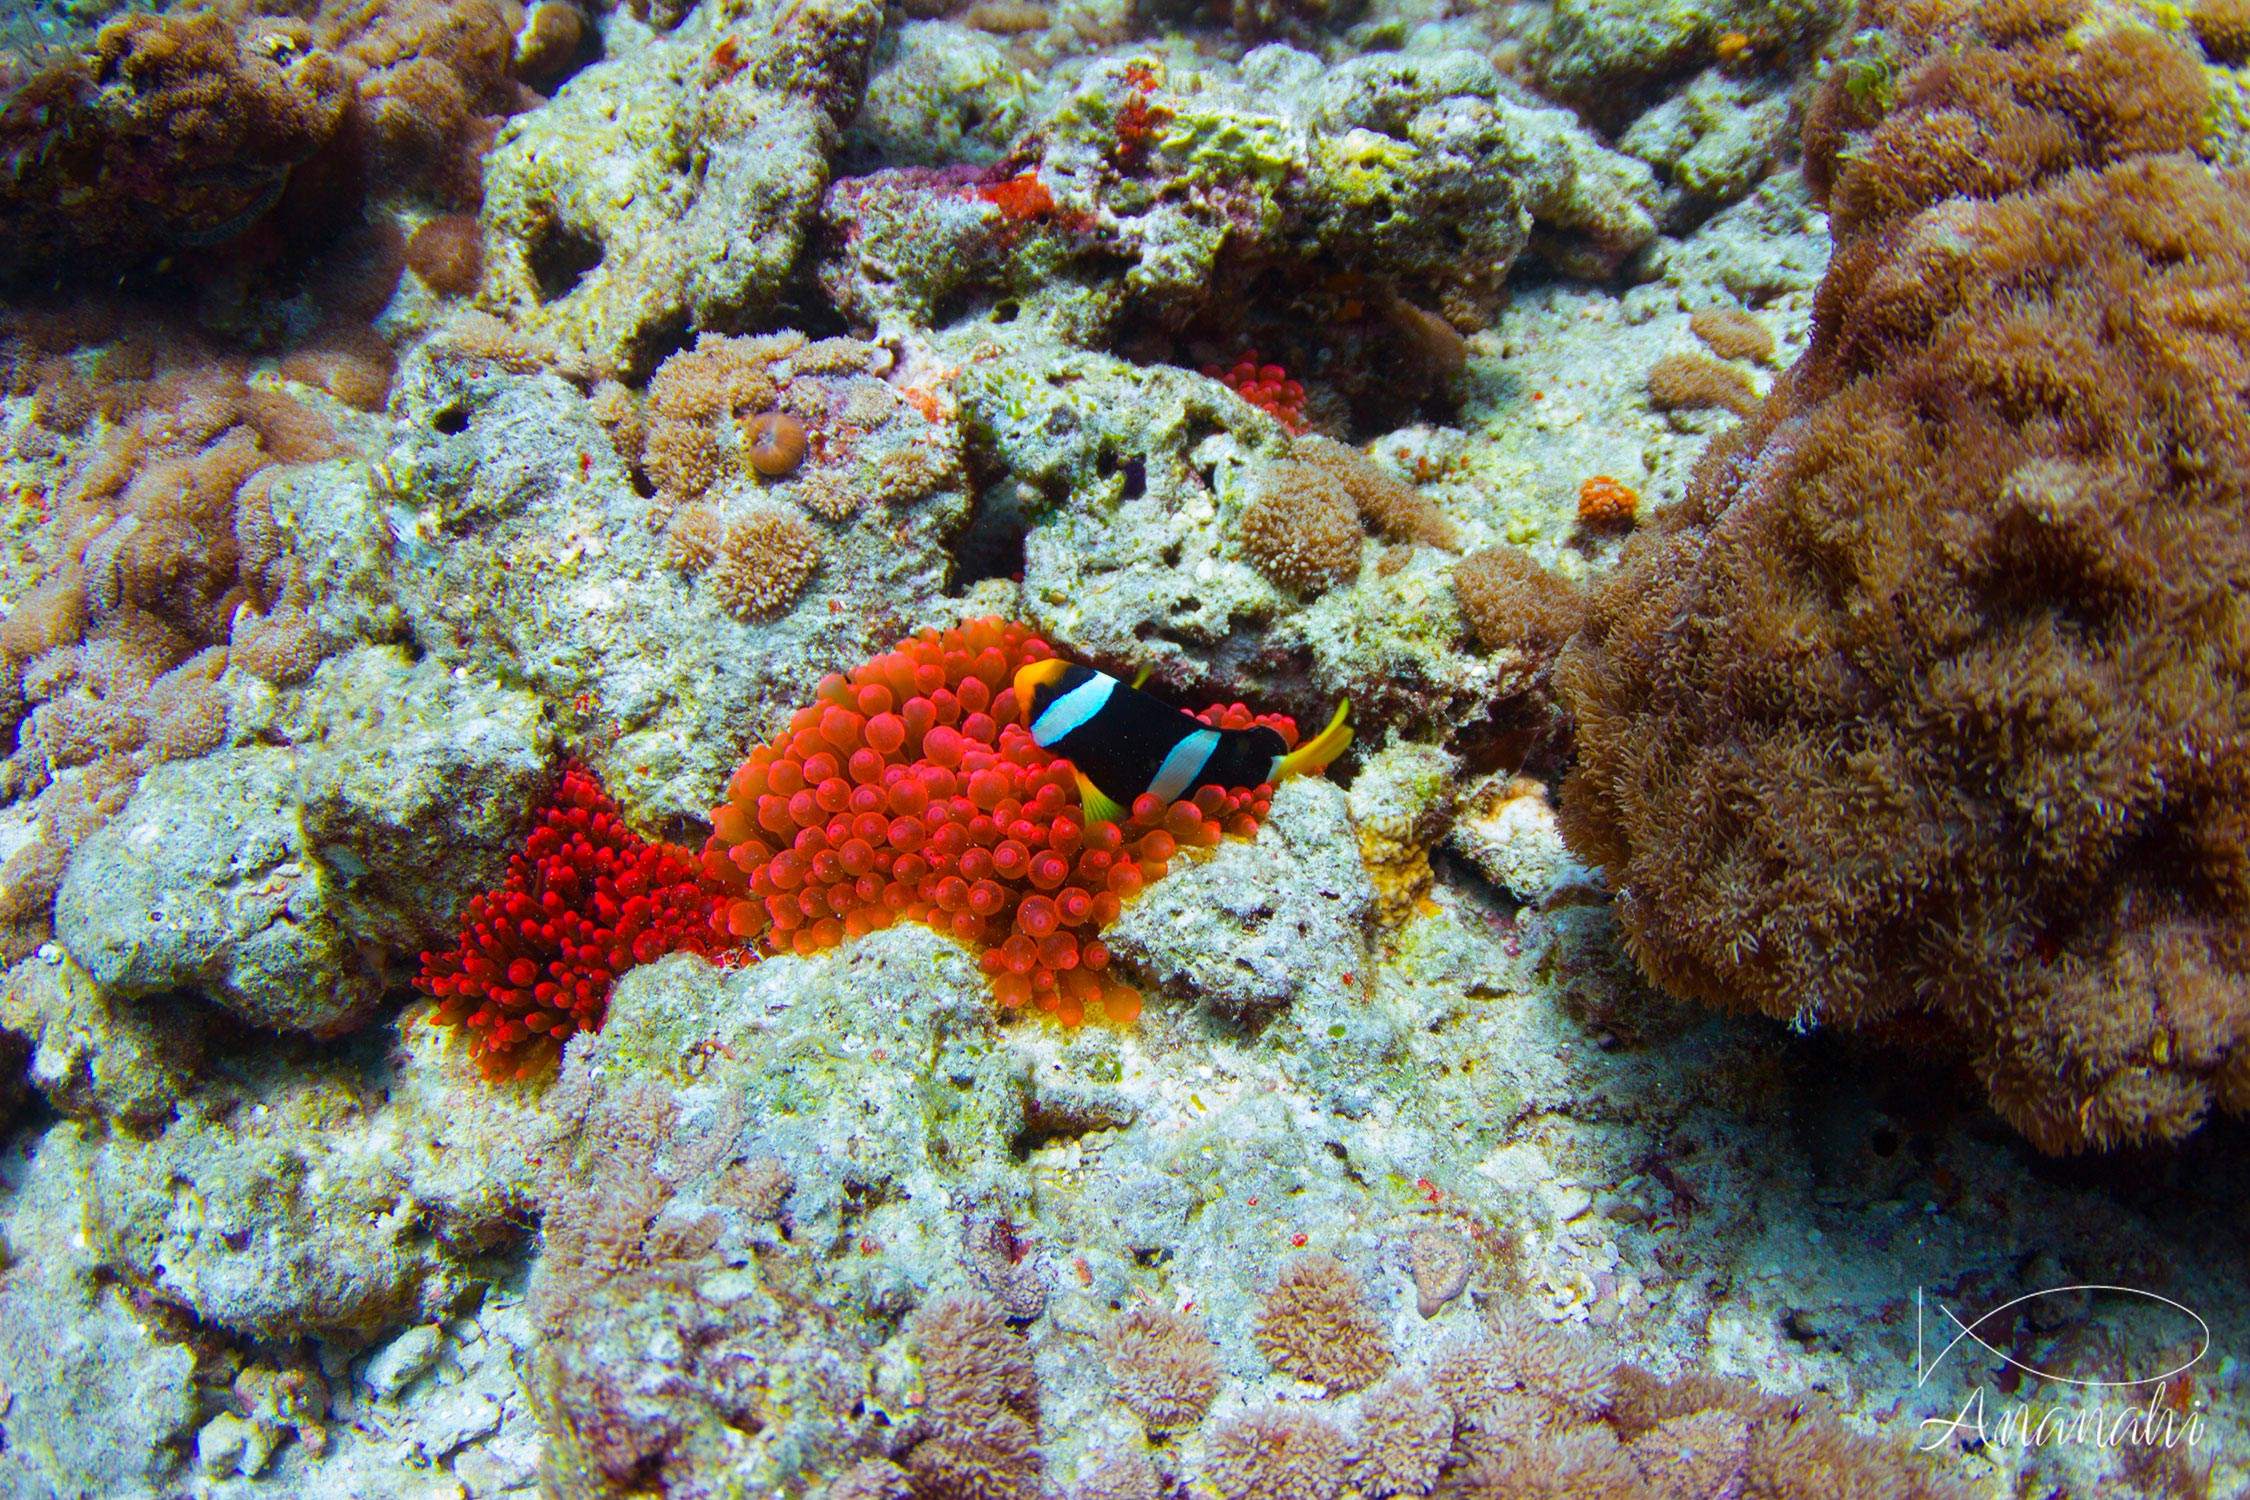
699;616;1307;1027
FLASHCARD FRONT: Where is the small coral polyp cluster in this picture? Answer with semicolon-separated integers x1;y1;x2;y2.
416;765;720;1078
699;617;1296;1027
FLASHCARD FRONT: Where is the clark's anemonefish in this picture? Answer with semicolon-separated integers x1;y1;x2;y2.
1013;660;1352;824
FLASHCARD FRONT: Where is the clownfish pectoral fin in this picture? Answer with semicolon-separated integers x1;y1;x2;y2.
1130;663;1154;689
1274;699;1353;781
1074;768;1126;826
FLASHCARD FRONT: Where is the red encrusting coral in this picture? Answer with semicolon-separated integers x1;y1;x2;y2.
1205;352;1308;433
417;764;723;1078
698;617;1300;1027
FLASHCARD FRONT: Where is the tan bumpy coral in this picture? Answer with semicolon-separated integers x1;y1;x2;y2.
1556;0;2250;1151
1253;1252;1393;1394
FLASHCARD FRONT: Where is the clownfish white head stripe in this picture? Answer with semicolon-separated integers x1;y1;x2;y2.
1030;672;1116;747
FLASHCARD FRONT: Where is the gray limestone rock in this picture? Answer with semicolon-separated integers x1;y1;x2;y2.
0;948;212;1127
1103;778;1373;1020
53;749;378;1036
0;1132;200;1500
289;645;554;956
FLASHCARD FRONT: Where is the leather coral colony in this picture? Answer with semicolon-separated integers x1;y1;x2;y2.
1554;0;2250;1151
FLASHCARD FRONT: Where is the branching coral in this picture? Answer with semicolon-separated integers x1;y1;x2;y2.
416;763;721;1078
701;617;1299;1027
1555;0;2250;1151
1254;1252;1393;1394
1101;1304;1221;1431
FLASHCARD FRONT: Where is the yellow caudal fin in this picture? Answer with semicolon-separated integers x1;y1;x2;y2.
1275;699;1352;781
1074;768;1126;825
1130;663;1154;689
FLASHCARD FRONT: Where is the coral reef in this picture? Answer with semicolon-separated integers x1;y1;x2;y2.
1557;0;2250;1149
4;0;2247;1493
0;0;549;281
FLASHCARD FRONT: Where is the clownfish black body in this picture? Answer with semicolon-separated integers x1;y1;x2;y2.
1013;660;1352;824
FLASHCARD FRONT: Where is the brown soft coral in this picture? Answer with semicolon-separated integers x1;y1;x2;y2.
902;1293;1045;1500
1555;0;2250;1151
0;0;553;279
1253;1253;1392;1394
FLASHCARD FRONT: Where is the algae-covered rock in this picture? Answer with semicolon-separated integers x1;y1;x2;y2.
47;1002;558;1341
1619;67;1794;225
845;21;1031;169
0;948;212;1128
1104;778;1374;1019
1541;0;1844;98
288;645;554;956
0;1130;199;1500
54;748;378;1036
824;45;1659;335
482;0;883;376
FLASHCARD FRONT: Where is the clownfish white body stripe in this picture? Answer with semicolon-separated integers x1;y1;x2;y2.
1013;659;1353;824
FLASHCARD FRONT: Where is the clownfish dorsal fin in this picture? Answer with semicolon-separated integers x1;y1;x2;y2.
1274;698;1353;781
1074;768;1126;826
1130;663;1154;690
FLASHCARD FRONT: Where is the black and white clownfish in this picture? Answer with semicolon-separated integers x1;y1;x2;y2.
1012;660;1352;824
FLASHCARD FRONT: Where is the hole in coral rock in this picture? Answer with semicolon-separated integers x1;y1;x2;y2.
992;299;1019;323
432;404;470;435
1120;457;1146;499
949;481;1031;592
621;310;692;385
1871;1126;1901;1158
527;215;604;303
